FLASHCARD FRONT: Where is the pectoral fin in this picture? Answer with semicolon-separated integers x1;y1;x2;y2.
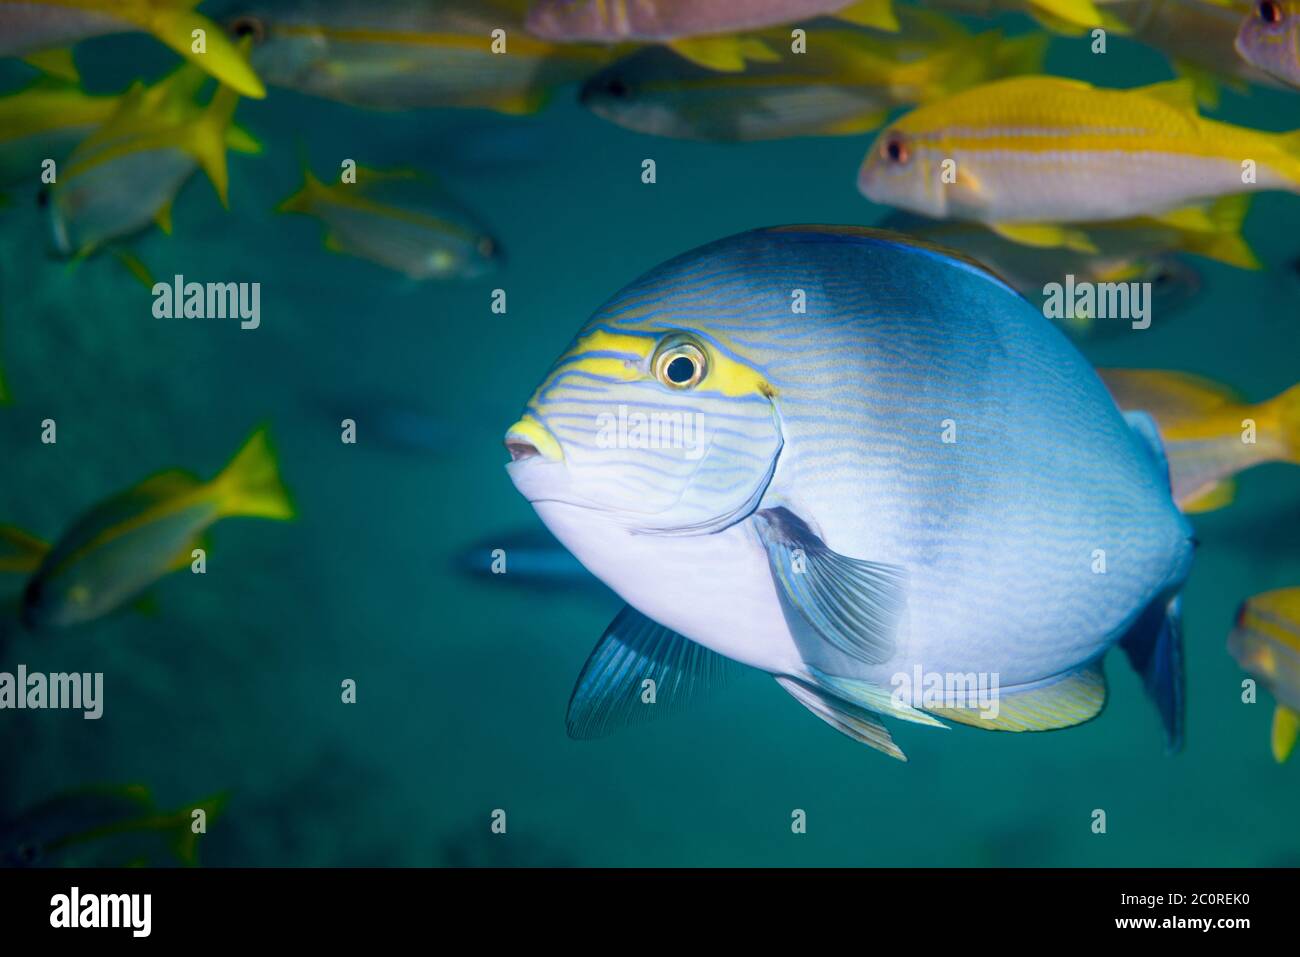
990;222;1098;253
1120;594;1185;753
776;676;906;760
925;663;1106;730
667;36;780;72
1272;705;1299;763
566;605;741;740
753;507;906;667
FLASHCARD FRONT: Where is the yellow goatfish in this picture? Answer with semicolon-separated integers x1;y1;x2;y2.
0;77;120;189
858;75;1300;251
1098;369;1300;512
0;0;265;98
223;0;612;113
14;426;294;631
1229;588;1300;762
46;59;261;258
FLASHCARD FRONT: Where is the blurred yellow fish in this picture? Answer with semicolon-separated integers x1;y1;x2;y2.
1229;588;1300;761
0;0;265;98
0;76;120;189
278;163;502;280
15;426;294;630
858;76;1300;249
581;15;1047;140
2;784;230;866
527;0;907;70
46;59;261;258
1098;369;1300;512
224;0;611;112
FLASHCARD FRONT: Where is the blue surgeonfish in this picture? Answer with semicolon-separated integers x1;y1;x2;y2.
504;225;1194;757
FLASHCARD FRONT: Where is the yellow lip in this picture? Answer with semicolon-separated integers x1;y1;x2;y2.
504;414;563;462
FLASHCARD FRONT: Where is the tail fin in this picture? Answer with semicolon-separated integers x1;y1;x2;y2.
1120;594;1186;753
20;48;80;84
1274;706;1299;763
990;32;1050;79
0;525;49;574
213;427;295;520
1174;196;1261;270
277;163;326;216
138;1;265;99
1264;382;1300;462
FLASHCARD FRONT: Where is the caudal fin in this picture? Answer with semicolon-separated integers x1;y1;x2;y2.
213;426;295;520
1120;594;1185;753
0;525;49;574
1265;383;1300;463
137;1;265;99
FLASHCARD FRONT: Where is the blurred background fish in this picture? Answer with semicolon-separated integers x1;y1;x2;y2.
45;62;260;260
581;14;1046;140
0;784;228;867
527;0;904;70
1236;0;1300;86
0;73;119;193
452;526;612;597
881;212;1212;334
859;75;1300;249
1229;588;1300;761
15;427;294;630
277;162;502;280
0;0;264;97
1099;369;1300;512
222;0;611;112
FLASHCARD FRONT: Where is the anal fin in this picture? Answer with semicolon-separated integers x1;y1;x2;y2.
925;663;1106;731
776;675;906;760
1273;705;1298;763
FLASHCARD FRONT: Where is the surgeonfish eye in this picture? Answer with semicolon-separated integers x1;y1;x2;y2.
652;336;708;390
881;132;911;166
605;78;630;99
1257;0;1285;23
229;15;266;43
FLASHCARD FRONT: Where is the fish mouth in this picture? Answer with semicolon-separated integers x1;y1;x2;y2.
503;416;563;464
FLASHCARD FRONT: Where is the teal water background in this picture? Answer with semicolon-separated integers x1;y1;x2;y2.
1;18;1298;867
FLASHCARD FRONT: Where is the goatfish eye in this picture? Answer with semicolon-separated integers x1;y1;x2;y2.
652;336;708;390
881;131;911;166
229;15;266;43
1256;0;1285;22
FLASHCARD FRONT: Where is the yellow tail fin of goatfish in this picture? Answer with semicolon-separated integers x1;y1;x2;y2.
1153;195;1261;270
834;0;900;32
129;0;265;99
212;427;295;520
1274;706;1299;763
20;47;80;83
1263;383;1300;465
0;524;50;574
